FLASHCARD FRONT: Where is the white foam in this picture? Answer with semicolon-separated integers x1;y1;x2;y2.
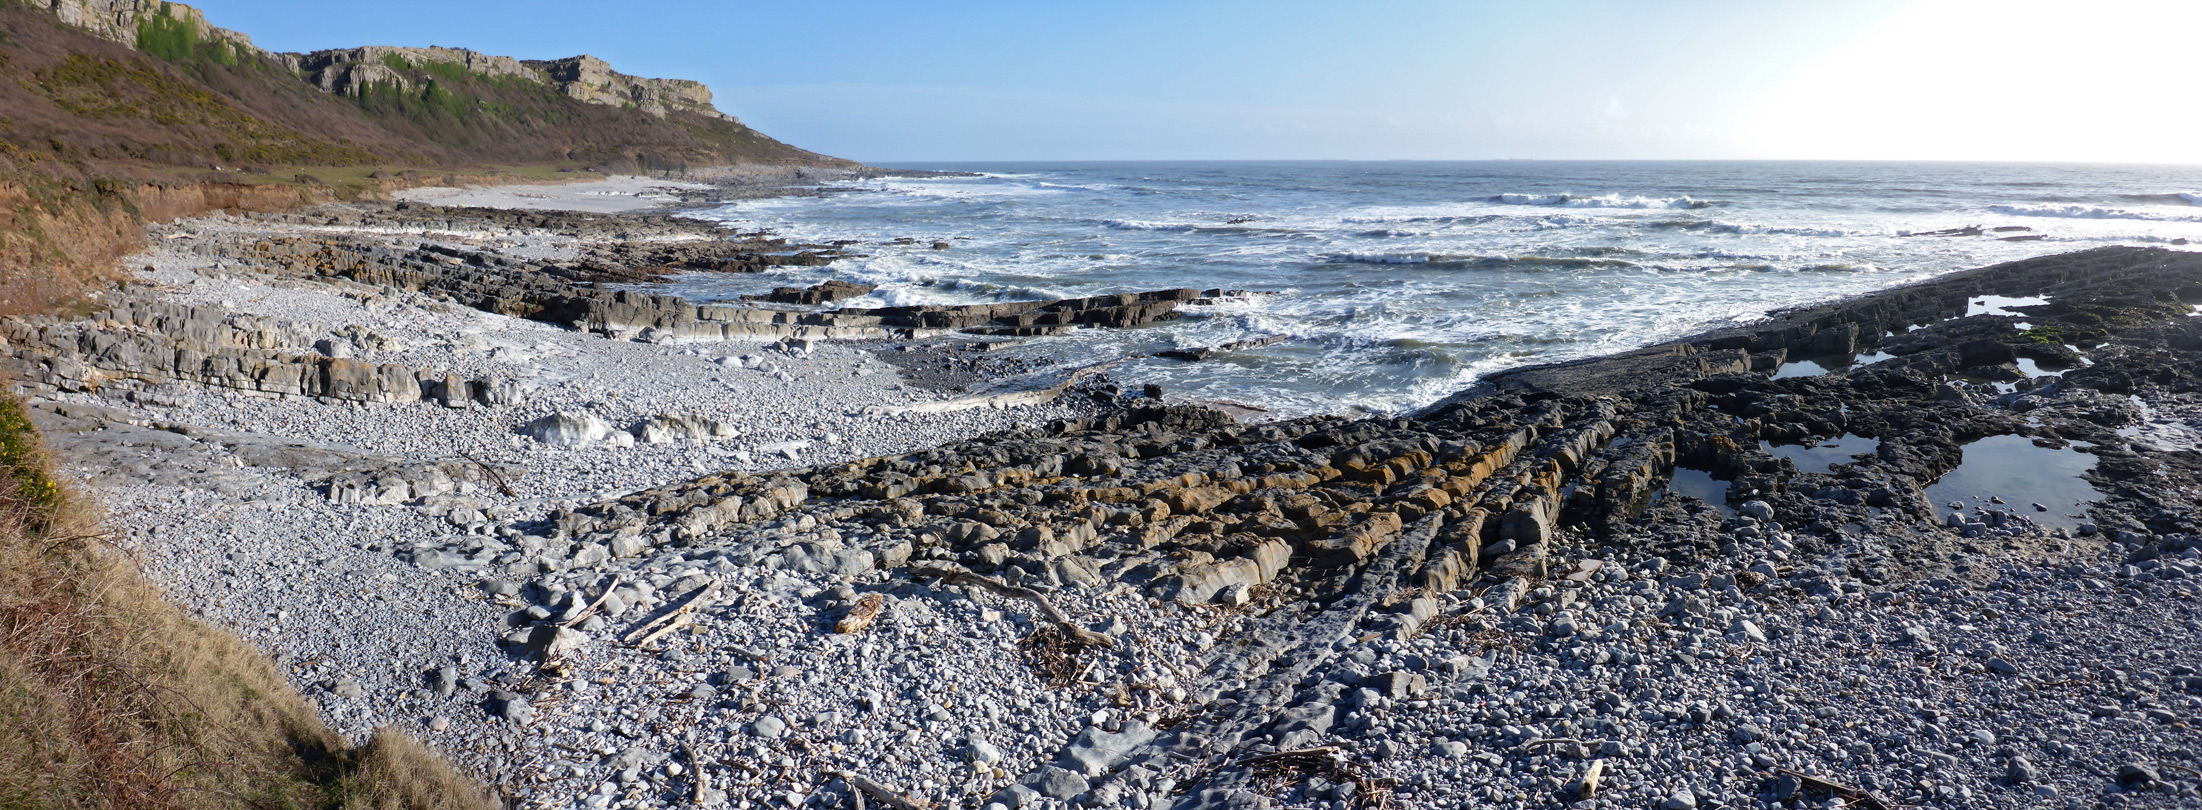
854;287;948;307
868;177;1065;203
1324;252;1433;264
1529;213;1604;230
1493;193;1716;210
1990;203;2202;223
1696;248;1767;260
642;163;2202;417
1336;206;1494;225
1696;220;1867;238
1102;219;1199;232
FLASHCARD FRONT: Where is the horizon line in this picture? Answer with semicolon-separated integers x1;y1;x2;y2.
855;157;2202;167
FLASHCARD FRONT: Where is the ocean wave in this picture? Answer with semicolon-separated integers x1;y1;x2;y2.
859;278;1069;307
1337;212;1504;226
1659;219;1867;238
1697;249;1770;260
2116;192;2202;206
1099;217;1304;234
1530;214;1605;230
1320;252;1637;270
2058;233;2196;245
1101;219;1199;232
1492;193;1719;210
1990;203;2202;223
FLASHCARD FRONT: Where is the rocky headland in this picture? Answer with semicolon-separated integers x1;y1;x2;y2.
7;171;2202;810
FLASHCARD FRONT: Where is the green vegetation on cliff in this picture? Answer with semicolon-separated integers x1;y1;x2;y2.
0;1;848;314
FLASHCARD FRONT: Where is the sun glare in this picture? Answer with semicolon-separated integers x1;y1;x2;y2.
1739;0;2202;163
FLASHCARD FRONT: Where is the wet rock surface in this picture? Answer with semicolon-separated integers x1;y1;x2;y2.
15;195;2202;810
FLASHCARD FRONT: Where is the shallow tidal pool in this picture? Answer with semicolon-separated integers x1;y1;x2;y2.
1926;434;2102;530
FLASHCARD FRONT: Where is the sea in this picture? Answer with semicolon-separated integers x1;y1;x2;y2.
662;161;2202;418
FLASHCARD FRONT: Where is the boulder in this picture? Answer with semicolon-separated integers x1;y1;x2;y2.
740;280;877;305
635;413;738;444
523;411;616;446
1057;720;1156;778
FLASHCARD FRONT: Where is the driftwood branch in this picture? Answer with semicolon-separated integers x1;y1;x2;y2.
620;579;719;648
1577;759;1605;799
458;451;517;497
1777;769;1892;810
687;745;708;804
558;577;622;631
834;771;930;810
834;593;885;634
909;563;1114;647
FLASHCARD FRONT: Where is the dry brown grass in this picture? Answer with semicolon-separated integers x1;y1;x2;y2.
0;393;497;810
343;731;498;810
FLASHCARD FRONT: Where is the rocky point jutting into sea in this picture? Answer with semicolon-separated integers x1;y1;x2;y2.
7;171;2202;810
6;3;2202;810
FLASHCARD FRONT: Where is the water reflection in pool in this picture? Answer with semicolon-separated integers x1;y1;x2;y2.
1771;351;1900;380
1655;467;1737;519
1763;434;1881;475
1968;295;2050;318
1925;435;2101;530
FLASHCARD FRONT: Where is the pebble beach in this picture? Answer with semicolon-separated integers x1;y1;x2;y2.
10;175;2202;810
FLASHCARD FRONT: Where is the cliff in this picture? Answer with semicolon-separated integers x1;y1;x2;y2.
41;1;753;122
0;0;853;314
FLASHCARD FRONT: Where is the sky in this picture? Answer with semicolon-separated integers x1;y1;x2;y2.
190;0;2201;164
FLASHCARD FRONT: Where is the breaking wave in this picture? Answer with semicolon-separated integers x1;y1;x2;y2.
1990;203;2202;223
1492;193;1719;210
1321;252;1638;270
1101;219;1198;232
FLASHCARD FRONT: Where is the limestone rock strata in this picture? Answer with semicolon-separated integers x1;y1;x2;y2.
26;399;523;509
240;233;1218;343
473;246;2202;801
742;280;877;306
44;0;261;55
538;398;1613;603
519;246;2202;621
293;46;540;96
0;299;514;406
1470;246;2202;400
44;2;736;120
524;55;727;121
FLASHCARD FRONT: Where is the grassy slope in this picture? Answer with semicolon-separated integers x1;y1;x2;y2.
0;395;498;810
0;2;852;315
1;3;847;176
353;52;850;173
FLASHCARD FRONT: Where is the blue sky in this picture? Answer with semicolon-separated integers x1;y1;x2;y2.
193;0;2198;164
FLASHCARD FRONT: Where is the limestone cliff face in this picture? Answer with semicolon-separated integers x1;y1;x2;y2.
524;55;729;121
289;46;540;98
43;0;261;53
41;1;737;121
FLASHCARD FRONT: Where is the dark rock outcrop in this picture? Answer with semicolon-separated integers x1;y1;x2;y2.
535;247;2202;607
742;280;877;306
